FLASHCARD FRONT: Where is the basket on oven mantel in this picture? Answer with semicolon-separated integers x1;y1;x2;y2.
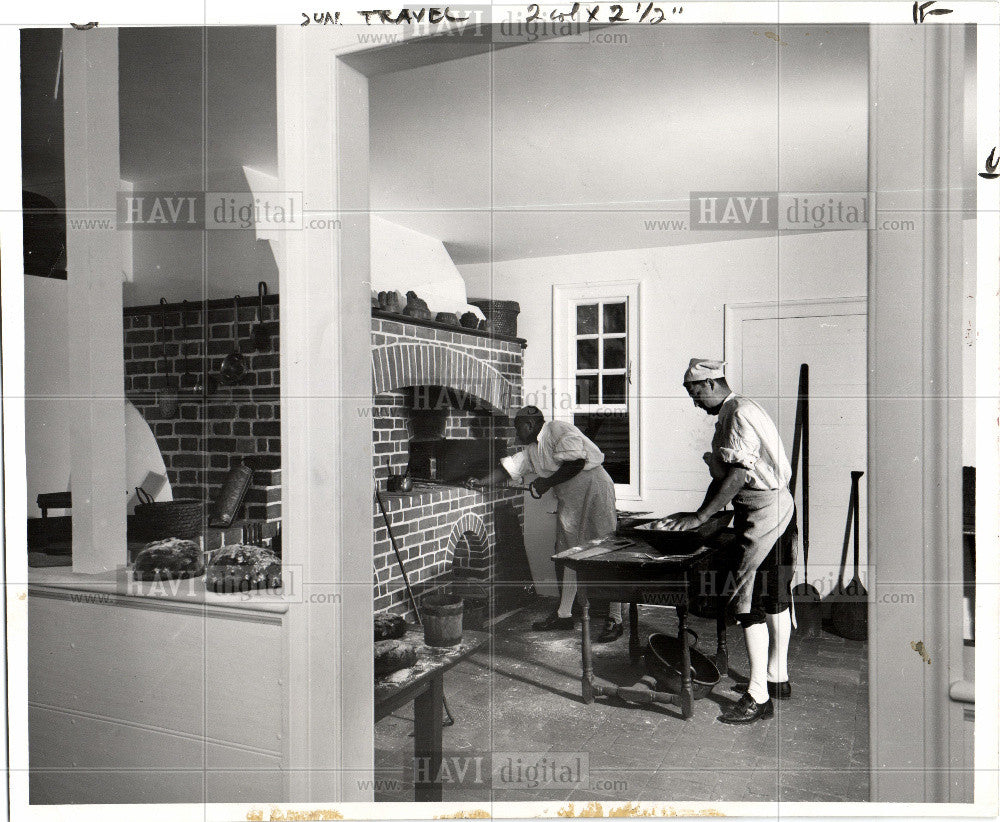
468;298;520;337
133;487;205;541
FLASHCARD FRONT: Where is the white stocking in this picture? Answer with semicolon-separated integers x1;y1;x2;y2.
557;567;578;618
744;621;770;704
607;602;622;622
765;608;792;683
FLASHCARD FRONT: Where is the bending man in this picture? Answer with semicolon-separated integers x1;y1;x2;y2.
471;406;624;641
659;359;797;724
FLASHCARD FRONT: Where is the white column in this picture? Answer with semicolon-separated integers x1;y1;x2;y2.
63;28;126;574
275;28;375;801
868;23;967;802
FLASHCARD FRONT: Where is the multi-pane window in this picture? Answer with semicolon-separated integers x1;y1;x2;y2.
573;302;628;407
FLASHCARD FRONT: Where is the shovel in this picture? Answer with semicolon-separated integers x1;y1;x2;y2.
828;471;868;641
251;281;271;353
158;298;179;419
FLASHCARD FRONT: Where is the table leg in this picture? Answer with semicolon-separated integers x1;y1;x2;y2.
677;606;694;719
579;586;595;704
715;594;729;677
413;674;444;802
628;602;641;663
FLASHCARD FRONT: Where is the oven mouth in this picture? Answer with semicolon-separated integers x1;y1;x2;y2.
406;437;509;484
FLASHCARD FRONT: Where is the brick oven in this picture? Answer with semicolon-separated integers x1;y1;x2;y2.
371;312;527;620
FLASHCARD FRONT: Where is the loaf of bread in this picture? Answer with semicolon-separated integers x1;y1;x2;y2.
435;311;459;326
206;543;282;593
374;613;406;641
374;639;417;676
403;291;433;320
378;290;404;313
132;537;204;581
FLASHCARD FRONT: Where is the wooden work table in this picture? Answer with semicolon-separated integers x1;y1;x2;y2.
374;628;488;801
555;530;736;719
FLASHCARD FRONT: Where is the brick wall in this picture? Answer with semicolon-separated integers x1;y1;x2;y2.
371;315;527;619
373;486;525;616
123;296;281;527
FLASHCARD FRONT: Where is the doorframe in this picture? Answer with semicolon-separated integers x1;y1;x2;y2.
273;19;993;807
275;25;531;804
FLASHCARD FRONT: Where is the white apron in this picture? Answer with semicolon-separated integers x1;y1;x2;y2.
552;466;617;552
729;487;796;616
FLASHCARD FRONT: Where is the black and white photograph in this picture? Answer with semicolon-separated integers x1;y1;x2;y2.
2;2;998;818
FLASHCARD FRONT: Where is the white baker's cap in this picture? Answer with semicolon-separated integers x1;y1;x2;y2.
683;358;726;384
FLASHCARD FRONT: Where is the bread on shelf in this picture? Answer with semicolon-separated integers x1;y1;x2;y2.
132;537;204;581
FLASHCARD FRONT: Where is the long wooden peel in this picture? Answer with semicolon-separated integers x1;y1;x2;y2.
790;364;821;613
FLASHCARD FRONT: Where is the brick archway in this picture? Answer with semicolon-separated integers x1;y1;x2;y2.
448;512;492;578
371;342;512;413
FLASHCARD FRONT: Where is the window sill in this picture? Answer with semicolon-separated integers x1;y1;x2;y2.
28;566;289;617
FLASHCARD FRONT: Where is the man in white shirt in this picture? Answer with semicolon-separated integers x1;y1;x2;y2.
660;359;797;724
471;406;623;638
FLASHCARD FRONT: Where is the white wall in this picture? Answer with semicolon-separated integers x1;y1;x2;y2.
461;229;867;591
23;277;71;516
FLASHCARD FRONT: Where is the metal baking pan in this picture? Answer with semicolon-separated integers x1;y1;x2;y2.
629;510;734;554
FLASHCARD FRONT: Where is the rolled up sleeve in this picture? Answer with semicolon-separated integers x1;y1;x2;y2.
501;449;530;483
551;428;588;462
717;409;762;471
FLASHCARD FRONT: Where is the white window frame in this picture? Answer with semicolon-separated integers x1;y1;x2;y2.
553;282;641;500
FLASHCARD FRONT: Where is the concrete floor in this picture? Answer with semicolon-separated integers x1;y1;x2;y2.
374;601;869;804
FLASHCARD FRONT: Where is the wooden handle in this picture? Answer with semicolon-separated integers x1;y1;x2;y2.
837;476;855;587
801;364;810;568
852;472;863;576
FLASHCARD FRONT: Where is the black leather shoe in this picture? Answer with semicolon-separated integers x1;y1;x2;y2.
718;692;774;724
735;680;792;700
596;618;624;643
768;681;791;700
532;611;575;631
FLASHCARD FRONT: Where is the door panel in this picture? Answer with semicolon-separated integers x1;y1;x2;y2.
738;311;867;593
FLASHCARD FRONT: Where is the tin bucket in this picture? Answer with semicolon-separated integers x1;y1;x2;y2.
422;594;464;647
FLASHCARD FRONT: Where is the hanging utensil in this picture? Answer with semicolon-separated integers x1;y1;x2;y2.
251;281;271;353
386;465;413;493
828;471;868;641
218;296;248;386
158;298;179;418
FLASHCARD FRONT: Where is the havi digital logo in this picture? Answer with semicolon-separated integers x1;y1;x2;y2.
690;191;776;230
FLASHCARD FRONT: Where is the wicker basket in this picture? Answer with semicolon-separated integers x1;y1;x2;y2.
133;488;205;541
468;299;520;337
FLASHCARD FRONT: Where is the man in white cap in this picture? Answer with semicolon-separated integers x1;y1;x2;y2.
470;406;624;640
658;358;797;724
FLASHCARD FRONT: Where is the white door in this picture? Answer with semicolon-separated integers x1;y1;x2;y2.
729;303;867;595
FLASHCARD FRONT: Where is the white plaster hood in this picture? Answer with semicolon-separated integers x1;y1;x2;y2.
370;215;483;318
